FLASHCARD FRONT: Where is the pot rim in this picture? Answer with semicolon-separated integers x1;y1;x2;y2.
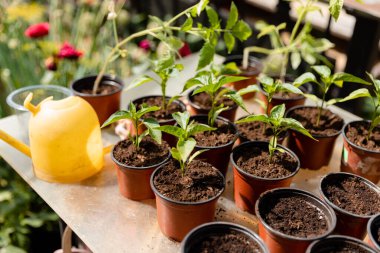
367;213;380;251
223;55;263;76
111;139;171;170
190;115;238;149
131;95;187;124
150;160;225;206
231;141;300;181
180;221;269;253
286;105;344;138
319;172;380;219
342;120;380;154
306;235;378;253
255;187;337;242
186;88;239;112
70;74;124;97
258;82;310;101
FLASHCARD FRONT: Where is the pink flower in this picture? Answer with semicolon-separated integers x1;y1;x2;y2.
24;22;49;38
58;42;83;59
179;42;191;57
139;39;151;51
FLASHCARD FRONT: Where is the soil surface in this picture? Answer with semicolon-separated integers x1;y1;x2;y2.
237;120;286;142
135;96;184;121
235;145;297;178
193;230;262;253
113;136;169;167
346;121;380;152
194;120;236;147
326;243;370;253
324;176;380;216
153;159;224;202
288;107;344;136
80;83;119;95
264;196;329;238
191;90;236;110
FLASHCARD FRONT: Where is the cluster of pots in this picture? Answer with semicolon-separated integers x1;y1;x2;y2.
69;56;380;252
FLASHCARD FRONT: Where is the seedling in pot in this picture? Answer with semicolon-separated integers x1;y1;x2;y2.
102;102;162;148
236;104;314;162
158;111;215;175
294;65;370;126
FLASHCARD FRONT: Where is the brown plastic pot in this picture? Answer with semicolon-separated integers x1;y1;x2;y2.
320;172;380;239
191;115;238;176
222;55;263;99
187;88;238;122
231;141;300;214
341;120;380;184
181;221;269;253
367;213;380;251
71;75;124;125
306;235;377;253
255;188;336;253
131;95;186;147
286;105;344;170
150;163;225;242
111;140;170;200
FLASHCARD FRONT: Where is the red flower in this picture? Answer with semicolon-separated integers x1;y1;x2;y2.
24;22;49;38
58;42;83;59
179;42;191;57
139;39;151;51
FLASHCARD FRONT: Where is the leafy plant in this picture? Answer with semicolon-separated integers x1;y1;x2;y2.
102;102;162;148
158;111;215;175
93;0;252;93
294;65;370;125
236;104;314;162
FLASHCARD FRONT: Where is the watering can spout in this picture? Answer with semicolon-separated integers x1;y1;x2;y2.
0;129;31;157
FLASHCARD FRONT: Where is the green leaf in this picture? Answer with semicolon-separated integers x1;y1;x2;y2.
158;125;184;138
326;88;372;106
0;245;27;253
312;65;331;79
237;84;260;96
226;2;238;29
206;6;219;27
270;104;285;119
155;54;175;72
332;73;371;86
101;110;132;128
184;77;202;92
143;118;162;144
178;138;196;162
125;75;154;91
224;32;235;54
220;62;241;75
197;0;209;16
0;191;12;202
188;149;208;164
280;83;303;94
281;118;315;139
209;104;228;126
293;72;317;87
170;147;182;162
168;95;181;107
181;16;193;31
367;72;380;92
218;75;248;86
329;0;343;21
291;51;301;70
172;111;190;129
21;218;44;228
236;114;270;124
225;92;248;113
136;105;160;119
232;20;252;41
188;123;216;137
304;93;320;104
197;42;215;70
258;76;274;86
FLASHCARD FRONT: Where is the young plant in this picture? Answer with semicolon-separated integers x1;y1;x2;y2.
158;111;215;175
93;1;251;94
293;65;370;125
102;102;162;148
236;104;314;162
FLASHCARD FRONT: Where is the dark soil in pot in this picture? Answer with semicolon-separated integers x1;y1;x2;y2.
194;120;236;147
306;235;377;253
345;121;380;151
78;83;119;95
367;214;380;251
236;120;287;144
133;96;185;121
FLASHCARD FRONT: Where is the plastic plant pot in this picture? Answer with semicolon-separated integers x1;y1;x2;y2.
6;85;72;142
111;140;171;200
150;163;225;242
71;75;124;125
367;213;380;251
255;188;336;253
181;222;269;253
131;95;186;147
223;55;263;99
306;235;377;253
187;88;238;122
341;120;380;184
190;115;238;176
231;141;300;214
286;105;343;170
320;172;380;239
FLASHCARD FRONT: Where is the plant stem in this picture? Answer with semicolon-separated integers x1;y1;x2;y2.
316;92;326;126
133;119;139;148
161;78;167;110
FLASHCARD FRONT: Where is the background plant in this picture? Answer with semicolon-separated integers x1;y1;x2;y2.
236;104;314;162
158;111;215;175
102;102;162;148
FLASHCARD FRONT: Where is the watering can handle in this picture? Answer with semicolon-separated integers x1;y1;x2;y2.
0;129;31;157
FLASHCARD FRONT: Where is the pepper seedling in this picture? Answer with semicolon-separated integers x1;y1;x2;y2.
294;65;370;126
236;104;314;162
102;102;162;148
158;111;215;175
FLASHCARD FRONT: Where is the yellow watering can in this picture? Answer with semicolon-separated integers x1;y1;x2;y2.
0;93;112;183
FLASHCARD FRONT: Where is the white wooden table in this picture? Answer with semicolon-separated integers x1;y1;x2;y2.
0;54;361;253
